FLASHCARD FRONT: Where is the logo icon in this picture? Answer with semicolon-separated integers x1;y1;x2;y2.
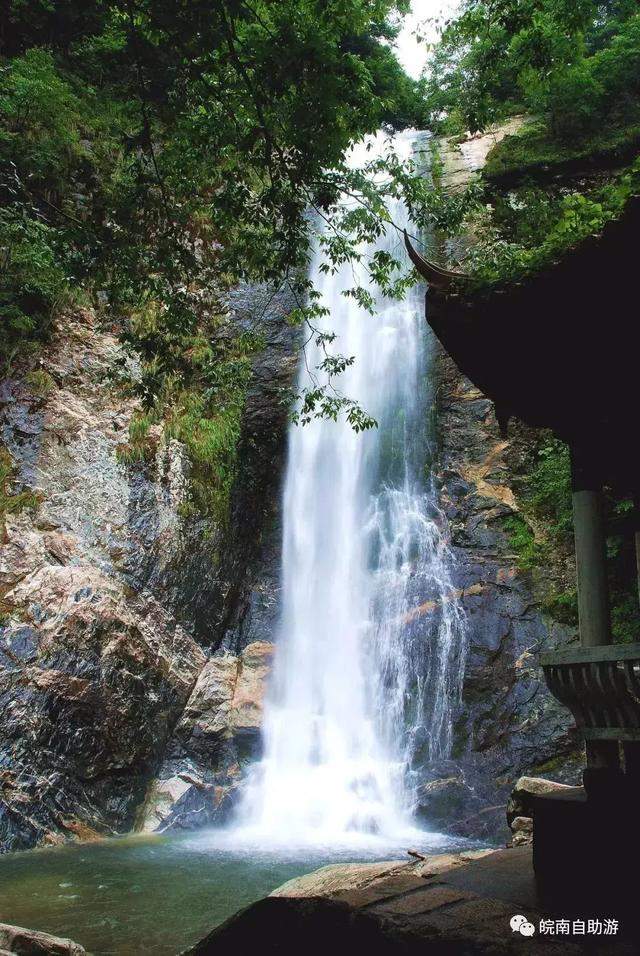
511;915;536;936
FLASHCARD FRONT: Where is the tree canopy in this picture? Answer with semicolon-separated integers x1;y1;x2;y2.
423;0;640;137
0;0;441;520
1;1;427;375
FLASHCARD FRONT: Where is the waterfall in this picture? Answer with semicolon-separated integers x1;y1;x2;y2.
237;130;467;845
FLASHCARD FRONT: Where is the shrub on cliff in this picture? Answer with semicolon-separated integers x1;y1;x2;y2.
1;0;434;520
424;0;640;146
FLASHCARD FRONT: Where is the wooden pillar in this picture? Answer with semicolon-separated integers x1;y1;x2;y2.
634;494;640;608
571;446;619;783
571;447;611;648
624;494;640;784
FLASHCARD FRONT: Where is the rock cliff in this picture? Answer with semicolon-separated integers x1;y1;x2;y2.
410;127;583;840
420;344;581;839
0;284;296;852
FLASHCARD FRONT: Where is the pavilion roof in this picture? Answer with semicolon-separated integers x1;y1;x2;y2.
417;196;640;490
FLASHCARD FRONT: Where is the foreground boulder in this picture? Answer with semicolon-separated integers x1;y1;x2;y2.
0;558;205;851
270;850;495;898
0;923;85;955
506;775;575;845
185;847;632;955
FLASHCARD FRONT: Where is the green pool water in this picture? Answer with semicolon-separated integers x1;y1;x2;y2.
0;828;464;955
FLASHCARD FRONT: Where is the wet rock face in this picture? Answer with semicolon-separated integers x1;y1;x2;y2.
0;312;206;851
216;283;298;650
0;299;296;852
137;285;297;835
0;525;206;851
140;641;273;831
425;345;582;840
0;310;212;636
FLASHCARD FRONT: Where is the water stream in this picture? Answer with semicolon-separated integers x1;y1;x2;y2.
0;835;448;956
235;130;467;845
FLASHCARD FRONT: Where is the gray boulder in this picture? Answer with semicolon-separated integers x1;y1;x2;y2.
0;923;85;955
506;775;575;828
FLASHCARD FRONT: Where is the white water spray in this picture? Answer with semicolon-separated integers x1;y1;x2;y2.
237;131;466;845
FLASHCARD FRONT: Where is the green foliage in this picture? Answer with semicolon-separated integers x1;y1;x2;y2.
464;157;640;285
484;118;640;183
528;439;572;537
422;0;640;298
165;383;248;527
606;497;639;643
610;593;638;644
0;206;71;369
24;369;56;396
0;46;126;367
0;0;441;523
116;303;259;525
502;438;573;611
543;589;579;626
128;413;153;445
0;448;40;526
116;412;157;464
503;438;578;624
163;328;255;527
0;49;86;192
423;0;597;133
436;109;468;138
423;0;639;137
1;0;430;403
501;436;638;640
501;514;544;571
424;3;640;293
549;12;640;140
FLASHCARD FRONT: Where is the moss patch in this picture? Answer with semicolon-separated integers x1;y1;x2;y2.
463;157;640;289
542;589;579;627
501;514;545;572
117;302;259;530
165;377;249;528
24;369;56;397
0;448;40;530
501;435;637;641
484;118;640;185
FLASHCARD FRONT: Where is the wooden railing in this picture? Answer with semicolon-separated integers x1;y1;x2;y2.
541;643;640;741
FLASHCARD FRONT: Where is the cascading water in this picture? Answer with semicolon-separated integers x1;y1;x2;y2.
237;130;467;845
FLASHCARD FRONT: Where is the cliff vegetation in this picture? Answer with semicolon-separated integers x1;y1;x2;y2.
424;0;640;645
0;0;429;525
422;0;640;283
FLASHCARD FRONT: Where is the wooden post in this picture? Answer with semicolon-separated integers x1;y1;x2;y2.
634;494;640;608
624;493;640;784
571;496;610;649
570;446;619;785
